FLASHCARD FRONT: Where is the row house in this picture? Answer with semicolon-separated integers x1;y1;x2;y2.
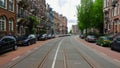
53;11;68;35
59;15;68;34
16;0;30;36
103;0;120;37
16;0;46;36
46;4;54;34
0;0;16;37
53;11;60;34
72;25;79;34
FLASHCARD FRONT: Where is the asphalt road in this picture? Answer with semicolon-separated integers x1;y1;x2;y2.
1;36;120;68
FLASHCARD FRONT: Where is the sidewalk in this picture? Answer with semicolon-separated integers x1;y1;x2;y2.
77;37;120;61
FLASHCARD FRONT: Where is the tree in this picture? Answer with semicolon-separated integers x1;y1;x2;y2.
28;15;39;34
69;30;72;34
93;0;104;34
77;0;93;35
77;0;104;35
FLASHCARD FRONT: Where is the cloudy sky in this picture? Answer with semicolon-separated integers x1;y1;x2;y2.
46;0;81;32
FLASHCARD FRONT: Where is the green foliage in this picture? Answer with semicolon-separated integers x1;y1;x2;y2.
77;0;104;35
69;30;72;34
28;15;39;25
28;15;39;34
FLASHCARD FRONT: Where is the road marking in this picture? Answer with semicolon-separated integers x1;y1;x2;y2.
12;56;20;61
114;59;120;63
51;39;63;68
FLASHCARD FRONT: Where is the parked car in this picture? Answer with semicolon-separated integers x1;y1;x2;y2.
85;35;97;42
17;34;36;46
0;36;17;53
38;34;47;40
28;34;37;44
96;36;112;47
47;34;52;39
17;35;31;46
79;34;85;39
110;37;120;51
51;34;55;38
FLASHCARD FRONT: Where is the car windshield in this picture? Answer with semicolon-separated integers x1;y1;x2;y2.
88;35;95;38
28;35;35;38
102;37;109;40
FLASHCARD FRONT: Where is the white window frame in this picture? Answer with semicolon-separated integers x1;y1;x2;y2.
0;16;6;31
0;0;7;9
8;0;14;12
8;19;13;31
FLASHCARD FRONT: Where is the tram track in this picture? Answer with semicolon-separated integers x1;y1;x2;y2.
7;46;52;68
5;38;63;68
69;37;96;68
62;47;67;68
74;47;96;68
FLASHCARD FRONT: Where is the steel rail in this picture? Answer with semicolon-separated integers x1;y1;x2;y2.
7;40;60;68
37;38;63;68
62;46;67;68
37;47;52;68
75;47;96;68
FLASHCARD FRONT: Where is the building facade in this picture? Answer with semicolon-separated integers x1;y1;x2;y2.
72;25;79;34
16;0;46;35
103;0;120;36
0;0;16;37
53;11;68;35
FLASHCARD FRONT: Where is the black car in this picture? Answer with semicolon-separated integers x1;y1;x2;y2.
47;34;52;39
38;34;47;40
111;37;120;51
0;36;17;53
17;34;36;46
28;34;36;44
17;36;31;46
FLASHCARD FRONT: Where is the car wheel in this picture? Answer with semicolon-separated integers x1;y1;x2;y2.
13;45;17;50
111;46;114;50
27;42;30;46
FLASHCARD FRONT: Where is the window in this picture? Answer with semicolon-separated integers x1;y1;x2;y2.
9;0;14;11
114;7;117;16
8;19;13;31
0;0;6;8
0;16;6;31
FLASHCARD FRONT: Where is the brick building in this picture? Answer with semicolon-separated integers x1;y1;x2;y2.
0;0;16;37
103;0;120;36
53;11;68;35
72;25;79;34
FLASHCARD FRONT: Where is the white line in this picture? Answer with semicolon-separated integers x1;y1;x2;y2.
114;59;120;63
51;39;63;68
12;56;20;61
